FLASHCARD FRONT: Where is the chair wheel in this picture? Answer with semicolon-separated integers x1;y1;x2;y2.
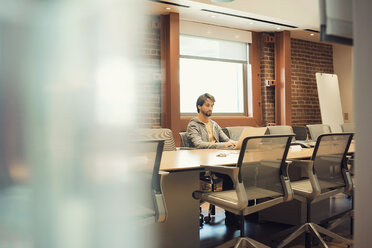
210;205;216;215
200;218;204;227
200;213;204;226
204;216;211;223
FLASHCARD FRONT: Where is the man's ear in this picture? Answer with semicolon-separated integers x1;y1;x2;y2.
197;105;201;111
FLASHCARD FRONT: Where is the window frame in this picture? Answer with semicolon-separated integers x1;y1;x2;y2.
177;33;262;129
160;13;262;146
179;37;250;117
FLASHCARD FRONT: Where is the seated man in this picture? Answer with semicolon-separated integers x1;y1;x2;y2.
186;93;236;149
186;93;239;227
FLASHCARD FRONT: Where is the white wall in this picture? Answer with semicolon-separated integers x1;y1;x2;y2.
333;44;354;123
354;0;372;247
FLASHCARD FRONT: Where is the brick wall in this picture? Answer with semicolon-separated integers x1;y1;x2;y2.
291;38;334;125
259;35;334;126
260;33;275;125
138;15;162;127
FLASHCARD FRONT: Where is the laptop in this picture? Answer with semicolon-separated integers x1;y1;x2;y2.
233;127;268;150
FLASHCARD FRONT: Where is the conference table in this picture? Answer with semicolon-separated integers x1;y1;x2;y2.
156;143;355;248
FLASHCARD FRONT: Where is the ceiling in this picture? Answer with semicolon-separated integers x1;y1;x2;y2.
146;0;322;42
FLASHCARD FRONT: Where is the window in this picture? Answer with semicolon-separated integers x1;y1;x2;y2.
179;34;251;115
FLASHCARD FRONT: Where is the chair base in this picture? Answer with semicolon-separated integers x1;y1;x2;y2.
320;209;354;235
217;237;269;248
277;222;351;248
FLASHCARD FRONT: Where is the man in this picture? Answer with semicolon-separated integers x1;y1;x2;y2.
186;93;239;227
186;93;236;149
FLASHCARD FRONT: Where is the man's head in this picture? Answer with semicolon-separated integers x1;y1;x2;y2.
196;93;215;117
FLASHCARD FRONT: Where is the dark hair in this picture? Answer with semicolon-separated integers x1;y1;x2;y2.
196;93;215;113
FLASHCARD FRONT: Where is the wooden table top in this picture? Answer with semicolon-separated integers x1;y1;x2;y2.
160;143;355;172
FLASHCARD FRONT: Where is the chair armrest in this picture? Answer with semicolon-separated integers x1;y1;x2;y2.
281;175;293;202
290;159;321;199
199;165;248;209
154;193;167;223
342;169;353;193
155;171;169;223
201;165;239;182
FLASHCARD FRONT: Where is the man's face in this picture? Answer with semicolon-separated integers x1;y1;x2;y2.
199;98;214;117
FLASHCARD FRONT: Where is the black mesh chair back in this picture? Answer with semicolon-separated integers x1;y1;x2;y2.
221;127;230;138
292;126;308;140
238;135;293;201
179;132;190;147
312;133;354;193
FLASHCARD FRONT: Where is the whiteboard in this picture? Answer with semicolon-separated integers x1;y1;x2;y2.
315;73;344;132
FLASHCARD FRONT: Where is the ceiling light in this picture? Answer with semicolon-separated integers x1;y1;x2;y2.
276;27;281;30
166;7;171;10
310;33;315;36
210;15;216;18
249;22;253;25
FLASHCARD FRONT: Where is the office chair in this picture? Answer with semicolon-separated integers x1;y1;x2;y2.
292;126;309;141
267;125;295;140
321;126;355;236
320;183;354;237
267;125;311;148
138;140;168;223
179;131;222;225
339;123;355;175
179;131;190;147
340;123;355;133
277;133;353;248
136;128;176;151
222;127;230;138
306;124;331;141
193;135;294;248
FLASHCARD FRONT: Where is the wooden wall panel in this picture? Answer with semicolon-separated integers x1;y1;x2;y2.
274;31;292;125
161;13;181;146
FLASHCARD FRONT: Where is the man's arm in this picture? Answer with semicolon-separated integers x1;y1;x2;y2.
187;122;226;149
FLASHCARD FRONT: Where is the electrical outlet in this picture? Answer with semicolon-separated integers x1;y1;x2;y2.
265;80;276;87
344;112;349;120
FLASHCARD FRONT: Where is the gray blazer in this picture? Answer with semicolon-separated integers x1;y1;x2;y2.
186;118;230;149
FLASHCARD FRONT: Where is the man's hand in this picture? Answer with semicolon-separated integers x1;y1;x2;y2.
224;140;237;148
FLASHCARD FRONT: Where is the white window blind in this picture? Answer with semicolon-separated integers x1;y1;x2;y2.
180;35;248;62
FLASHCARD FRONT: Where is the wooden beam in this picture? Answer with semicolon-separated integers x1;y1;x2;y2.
250;32;263;126
161;13;181;146
274;31;292;125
